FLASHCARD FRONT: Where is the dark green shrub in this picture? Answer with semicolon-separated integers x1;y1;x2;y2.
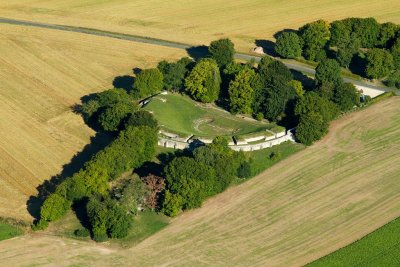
74;228;90;237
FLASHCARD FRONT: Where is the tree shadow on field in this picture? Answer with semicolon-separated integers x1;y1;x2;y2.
255;39;278;57
186;45;209;61
113;75;135;92
26;132;114;220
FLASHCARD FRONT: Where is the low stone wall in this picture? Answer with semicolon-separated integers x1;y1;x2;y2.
158;138;189;150
230;132;295;152
158;130;296;151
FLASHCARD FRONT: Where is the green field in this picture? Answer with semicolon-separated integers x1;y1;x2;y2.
0;223;22;241
308;217;400;266
144;93;281;137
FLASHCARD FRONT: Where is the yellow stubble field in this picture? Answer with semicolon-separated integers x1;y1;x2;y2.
1;0;400;52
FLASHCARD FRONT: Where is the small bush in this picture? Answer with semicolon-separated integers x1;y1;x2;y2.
74;228;90;237
269;151;281;161
237;161;252;178
31;219;48;231
255;112;264;121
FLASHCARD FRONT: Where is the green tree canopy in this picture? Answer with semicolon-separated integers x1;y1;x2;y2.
275;32;302;58
365;48;394;79
40;193;72;222
208;38;235;68
333;83;360;111
391;38;400;69
157;57;193;91
132;68;163;99
124;110;158;129
315;59;343;87
228;67;255;114
185;58;221;103
98;102;136;131
295;92;339;122
299;20;330;61
296;112;329;145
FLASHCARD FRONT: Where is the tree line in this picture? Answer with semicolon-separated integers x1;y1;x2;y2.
274;17;400;86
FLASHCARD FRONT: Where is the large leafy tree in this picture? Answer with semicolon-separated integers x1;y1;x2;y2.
98;102;136;131
275;32;302;58
124;110;158;129
299;20;330;61
295;92;339;122
378;22;399;48
391;38;400;69
296;112;329;145
315;59;343;87
228;67;255;114
333;83;360;111
157;57;193;91
208;38;235;68
132;68;164;99
163;157;216;216
185;58;221;103
365;48;394;79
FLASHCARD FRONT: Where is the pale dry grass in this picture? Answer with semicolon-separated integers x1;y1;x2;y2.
1;98;400;266
1;0;400;52
0;24;185;221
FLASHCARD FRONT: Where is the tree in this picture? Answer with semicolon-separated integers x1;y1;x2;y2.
124;110;158;129
163;157;216;215
40;193;72;222
208;38;235;68
296;112;329;145
365;48;394;79
157;57;194;91
254;60;295;121
185;58;221;103
329;20;351;47
336;37;361;68
98;102;136;131
112;175;149;215
143;174;165;210
132;68;163;99
288;80;304;97
315;59;342;87
275;32;302;58
295;92;339;122
391;38;400;69
333;83;360;111
350;17;380;48
228;67;255;114
385;70;400;89
299;20;330;61
378;22;399;48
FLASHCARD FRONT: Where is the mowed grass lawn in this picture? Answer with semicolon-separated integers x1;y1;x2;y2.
144;93;277;137
308;217;400;266
0;24;185;221
1;98;400;266
1;1;400;52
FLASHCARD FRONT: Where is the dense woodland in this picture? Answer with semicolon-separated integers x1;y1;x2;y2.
274;17;400;87
33;18;388;241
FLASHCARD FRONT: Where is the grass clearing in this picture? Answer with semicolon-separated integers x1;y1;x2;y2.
0;24;185;221
1;97;400;266
1;1;400;52
144;93;280;137
307;217;400;266
0;223;23;241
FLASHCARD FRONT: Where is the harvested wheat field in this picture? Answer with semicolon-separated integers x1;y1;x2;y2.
1;97;400;266
1;0;400;52
0;24;185;221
